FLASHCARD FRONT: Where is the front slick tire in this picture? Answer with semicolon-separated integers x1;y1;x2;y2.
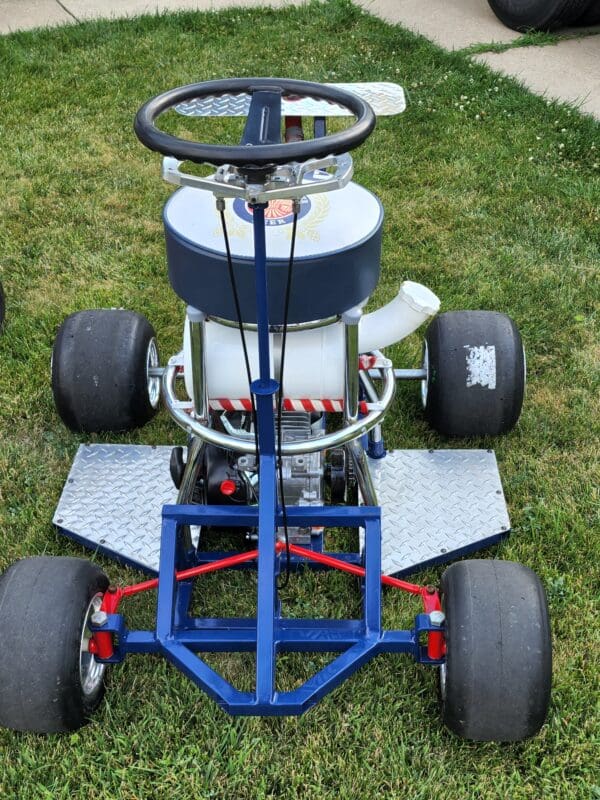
440;559;552;741
0;557;109;733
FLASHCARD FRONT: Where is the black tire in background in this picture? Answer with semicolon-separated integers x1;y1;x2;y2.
440;559;552;741
52;309;160;433
487;0;590;30
574;0;600;24
422;311;525;437
0;557;110;733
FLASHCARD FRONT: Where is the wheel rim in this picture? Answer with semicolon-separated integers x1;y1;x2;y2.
420;341;429;408
80;593;106;697
438;662;447;702
146;338;160;409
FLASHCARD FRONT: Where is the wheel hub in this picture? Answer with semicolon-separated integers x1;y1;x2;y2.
146;338;160;409
79;593;106;697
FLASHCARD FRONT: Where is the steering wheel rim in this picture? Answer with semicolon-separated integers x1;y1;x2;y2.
134;77;376;168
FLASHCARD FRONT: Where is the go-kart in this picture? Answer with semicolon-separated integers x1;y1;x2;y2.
0;78;551;740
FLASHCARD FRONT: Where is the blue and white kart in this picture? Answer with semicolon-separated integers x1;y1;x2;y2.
0;79;551;740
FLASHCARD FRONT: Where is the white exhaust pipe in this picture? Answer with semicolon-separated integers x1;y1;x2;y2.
184;281;440;401
358;281;440;353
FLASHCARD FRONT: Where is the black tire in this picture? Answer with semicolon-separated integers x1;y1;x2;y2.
574;0;600;24
0;557;110;733
440;559;552;742
422;311;525;437
487;0;590;30
52;309;160;433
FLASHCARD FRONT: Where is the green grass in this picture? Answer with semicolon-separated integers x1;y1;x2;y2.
0;1;599;798
463;28;562;55
463;28;600;56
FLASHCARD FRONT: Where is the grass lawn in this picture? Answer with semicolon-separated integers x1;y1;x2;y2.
0;1;598;797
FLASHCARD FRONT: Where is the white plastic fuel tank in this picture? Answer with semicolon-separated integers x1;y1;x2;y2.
183;281;440;401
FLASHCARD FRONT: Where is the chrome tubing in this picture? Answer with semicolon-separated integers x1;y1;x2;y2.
341;311;378;504
207;314;340;333
176;435;206;551
187;308;208;423
346;438;378;506
177;436;205;505
343;308;361;425
161;355;396;456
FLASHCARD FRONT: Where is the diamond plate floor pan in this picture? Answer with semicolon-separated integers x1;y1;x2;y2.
55;445;510;576
54;444;178;574
367;449;510;576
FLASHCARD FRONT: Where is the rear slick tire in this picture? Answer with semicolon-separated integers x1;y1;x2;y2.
52;308;160;433
422;311;525;437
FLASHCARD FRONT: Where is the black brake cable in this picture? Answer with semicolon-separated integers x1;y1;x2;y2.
219;205;260;466
276;205;299;590
219;200;298;590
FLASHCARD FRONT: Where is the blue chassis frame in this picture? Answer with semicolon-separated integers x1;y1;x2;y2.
92;206;443;716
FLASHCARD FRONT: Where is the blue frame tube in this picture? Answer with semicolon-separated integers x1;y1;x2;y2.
250;205;274;398
250;204;279;704
95;503;444;715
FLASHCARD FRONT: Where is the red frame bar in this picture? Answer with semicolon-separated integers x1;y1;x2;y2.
96;543;444;660
286;543;444;659
284;543;423;594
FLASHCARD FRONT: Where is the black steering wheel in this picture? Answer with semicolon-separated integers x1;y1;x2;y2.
134;77;376;168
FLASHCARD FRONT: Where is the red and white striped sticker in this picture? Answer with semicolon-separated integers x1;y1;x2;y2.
209;398;372;414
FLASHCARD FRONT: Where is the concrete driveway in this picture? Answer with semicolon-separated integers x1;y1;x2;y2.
1;0;599;119
358;0;600;119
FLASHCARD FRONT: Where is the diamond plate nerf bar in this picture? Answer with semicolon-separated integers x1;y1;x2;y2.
174;82;406;118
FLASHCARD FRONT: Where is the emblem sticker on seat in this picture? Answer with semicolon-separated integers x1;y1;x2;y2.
233;196;311;226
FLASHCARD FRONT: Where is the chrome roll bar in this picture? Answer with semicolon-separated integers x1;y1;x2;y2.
161;353;396;456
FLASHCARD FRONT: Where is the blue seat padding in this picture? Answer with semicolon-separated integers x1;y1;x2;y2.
163;183;383;324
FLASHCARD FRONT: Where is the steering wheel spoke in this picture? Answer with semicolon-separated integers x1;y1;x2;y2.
241;87;283;146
